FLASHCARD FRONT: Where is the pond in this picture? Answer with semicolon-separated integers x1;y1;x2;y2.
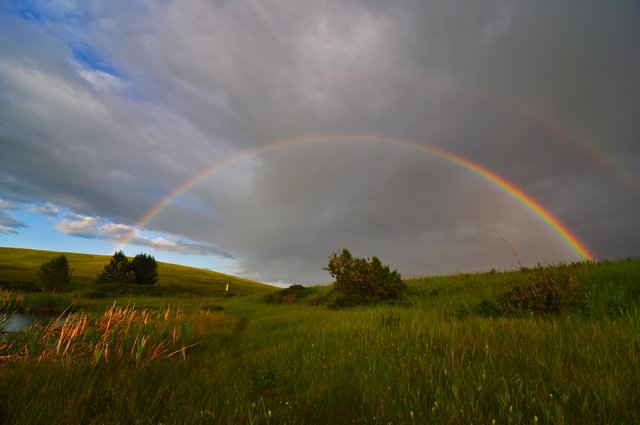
1;312;60;333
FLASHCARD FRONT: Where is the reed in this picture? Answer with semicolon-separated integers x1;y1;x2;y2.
0;304;199;366
0;289;25;313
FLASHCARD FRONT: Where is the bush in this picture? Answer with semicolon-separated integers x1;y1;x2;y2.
266;284;313;304
476;264;582;315
324;249;407;307
37;255;72;291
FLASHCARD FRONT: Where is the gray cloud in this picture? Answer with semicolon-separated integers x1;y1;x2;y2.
0;212;27;235
0;200;27;234
1;1;639;283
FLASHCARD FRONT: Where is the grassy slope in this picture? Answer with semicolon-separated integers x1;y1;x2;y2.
1;256;639;424
0;246;273;295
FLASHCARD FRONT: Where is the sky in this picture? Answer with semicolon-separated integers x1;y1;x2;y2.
1;0;639;285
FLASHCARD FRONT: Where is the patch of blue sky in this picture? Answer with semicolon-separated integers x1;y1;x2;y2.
12;0;89;26
0;206;116;256
70;41;123;77
0;204;240;275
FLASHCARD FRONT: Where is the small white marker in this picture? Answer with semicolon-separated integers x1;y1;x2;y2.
225;283;229;292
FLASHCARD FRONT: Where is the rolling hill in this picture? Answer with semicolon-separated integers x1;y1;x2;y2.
0;247;275;295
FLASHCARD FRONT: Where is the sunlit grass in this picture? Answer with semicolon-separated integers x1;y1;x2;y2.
0;258;638;424
1;304;204;366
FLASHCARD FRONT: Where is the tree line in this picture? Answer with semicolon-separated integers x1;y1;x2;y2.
96;251;158;285
37;251;158;291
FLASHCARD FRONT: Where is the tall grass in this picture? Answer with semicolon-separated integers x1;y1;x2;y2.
0;289;25;312
0;259;638;424
1;304;200;366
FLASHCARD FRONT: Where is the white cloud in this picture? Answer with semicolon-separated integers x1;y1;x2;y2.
29;202;61;216
54;215;101;237
52;213;233;258
77;68;127;93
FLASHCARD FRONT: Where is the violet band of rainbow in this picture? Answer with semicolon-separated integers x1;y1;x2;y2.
117;134;595;262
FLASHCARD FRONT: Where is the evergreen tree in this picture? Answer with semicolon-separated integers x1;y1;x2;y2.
38;255;72;291
129;253;159;285
96;250;131;284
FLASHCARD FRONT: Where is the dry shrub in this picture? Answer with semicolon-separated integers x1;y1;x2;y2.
477;264;582;315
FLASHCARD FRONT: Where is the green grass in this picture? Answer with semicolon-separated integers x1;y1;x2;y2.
1;251;639;424
0;247;274;311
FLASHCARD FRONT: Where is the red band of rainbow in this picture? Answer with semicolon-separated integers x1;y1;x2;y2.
118;134;595;262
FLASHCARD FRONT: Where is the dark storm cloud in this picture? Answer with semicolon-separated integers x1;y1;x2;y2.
1;0;639;283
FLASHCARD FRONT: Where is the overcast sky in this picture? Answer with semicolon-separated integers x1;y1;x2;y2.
1;0;639;284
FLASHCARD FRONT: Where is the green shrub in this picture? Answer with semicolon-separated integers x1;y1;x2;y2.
266;284;313;304
476;264;582;315
37;255;72;292
324;249;407;307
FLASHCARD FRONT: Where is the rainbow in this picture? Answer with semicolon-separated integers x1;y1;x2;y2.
386;72;639;188
479;90;640;189
118;134;595;261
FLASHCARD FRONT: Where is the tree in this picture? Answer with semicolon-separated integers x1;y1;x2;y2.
324;249;406;307
38;255;72;291
96;250;132;284
129;253;159;285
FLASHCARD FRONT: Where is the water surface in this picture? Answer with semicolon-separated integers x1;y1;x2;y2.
1;313;58;332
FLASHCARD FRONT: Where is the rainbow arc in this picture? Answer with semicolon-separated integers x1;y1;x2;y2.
118;134;595;262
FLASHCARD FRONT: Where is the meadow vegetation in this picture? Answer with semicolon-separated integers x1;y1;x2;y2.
37;255;72;292
323;249;407;307
0;247;638;424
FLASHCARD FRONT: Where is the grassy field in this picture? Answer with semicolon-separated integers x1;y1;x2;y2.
1;248;639;424
0;247;273;311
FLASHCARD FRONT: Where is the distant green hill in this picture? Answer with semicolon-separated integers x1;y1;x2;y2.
0;247;274;295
